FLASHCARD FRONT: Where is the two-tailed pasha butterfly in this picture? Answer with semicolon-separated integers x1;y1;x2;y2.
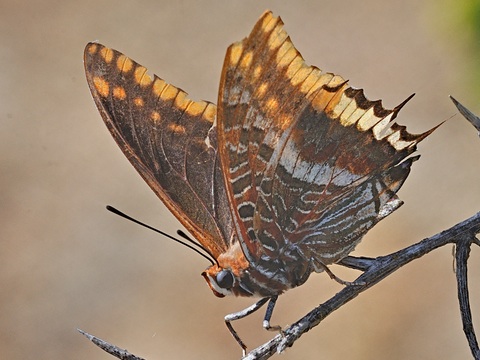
84;10;434;354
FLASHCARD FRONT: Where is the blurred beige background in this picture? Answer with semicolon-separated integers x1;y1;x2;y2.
1;1;479;359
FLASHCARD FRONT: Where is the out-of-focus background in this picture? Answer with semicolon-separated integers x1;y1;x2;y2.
1;1;479;359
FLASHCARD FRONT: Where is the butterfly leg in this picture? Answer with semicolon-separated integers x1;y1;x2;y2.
262;295;283;334
225;297;270;355
315;260;365;286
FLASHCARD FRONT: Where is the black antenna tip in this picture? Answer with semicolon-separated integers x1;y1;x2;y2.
106;205;123;216
177;229;187;237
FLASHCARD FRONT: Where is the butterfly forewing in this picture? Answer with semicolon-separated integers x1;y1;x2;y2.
84;43;234;258
217;13;327;259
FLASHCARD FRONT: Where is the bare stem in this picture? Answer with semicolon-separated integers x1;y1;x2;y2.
244;211;480;360
455;235;480;359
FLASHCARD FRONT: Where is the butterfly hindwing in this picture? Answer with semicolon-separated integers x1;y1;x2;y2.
84;43;234;259
218;11;433;270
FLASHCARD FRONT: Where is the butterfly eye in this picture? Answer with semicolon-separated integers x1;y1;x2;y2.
216;270;234;289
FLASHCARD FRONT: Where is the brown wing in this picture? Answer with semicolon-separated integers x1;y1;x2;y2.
217;11;435;269
84;43;234;259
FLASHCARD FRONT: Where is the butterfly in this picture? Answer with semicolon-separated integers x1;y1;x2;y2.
84;10;434;354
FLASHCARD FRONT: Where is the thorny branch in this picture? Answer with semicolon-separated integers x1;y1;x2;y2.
80;98;480;360
78;329;144;360
245;212;480;360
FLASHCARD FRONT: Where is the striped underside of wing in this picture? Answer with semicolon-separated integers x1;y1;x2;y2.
84;43;233;259
218;11;435;270
218;11;337;260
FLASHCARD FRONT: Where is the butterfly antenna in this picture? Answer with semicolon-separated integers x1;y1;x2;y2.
106;205;216;266
177;229;219;267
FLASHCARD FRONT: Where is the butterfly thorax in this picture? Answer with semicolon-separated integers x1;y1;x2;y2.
202;241;313;298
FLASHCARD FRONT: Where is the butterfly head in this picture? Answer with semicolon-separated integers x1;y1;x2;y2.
201;241;255;297
202;265;237;298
